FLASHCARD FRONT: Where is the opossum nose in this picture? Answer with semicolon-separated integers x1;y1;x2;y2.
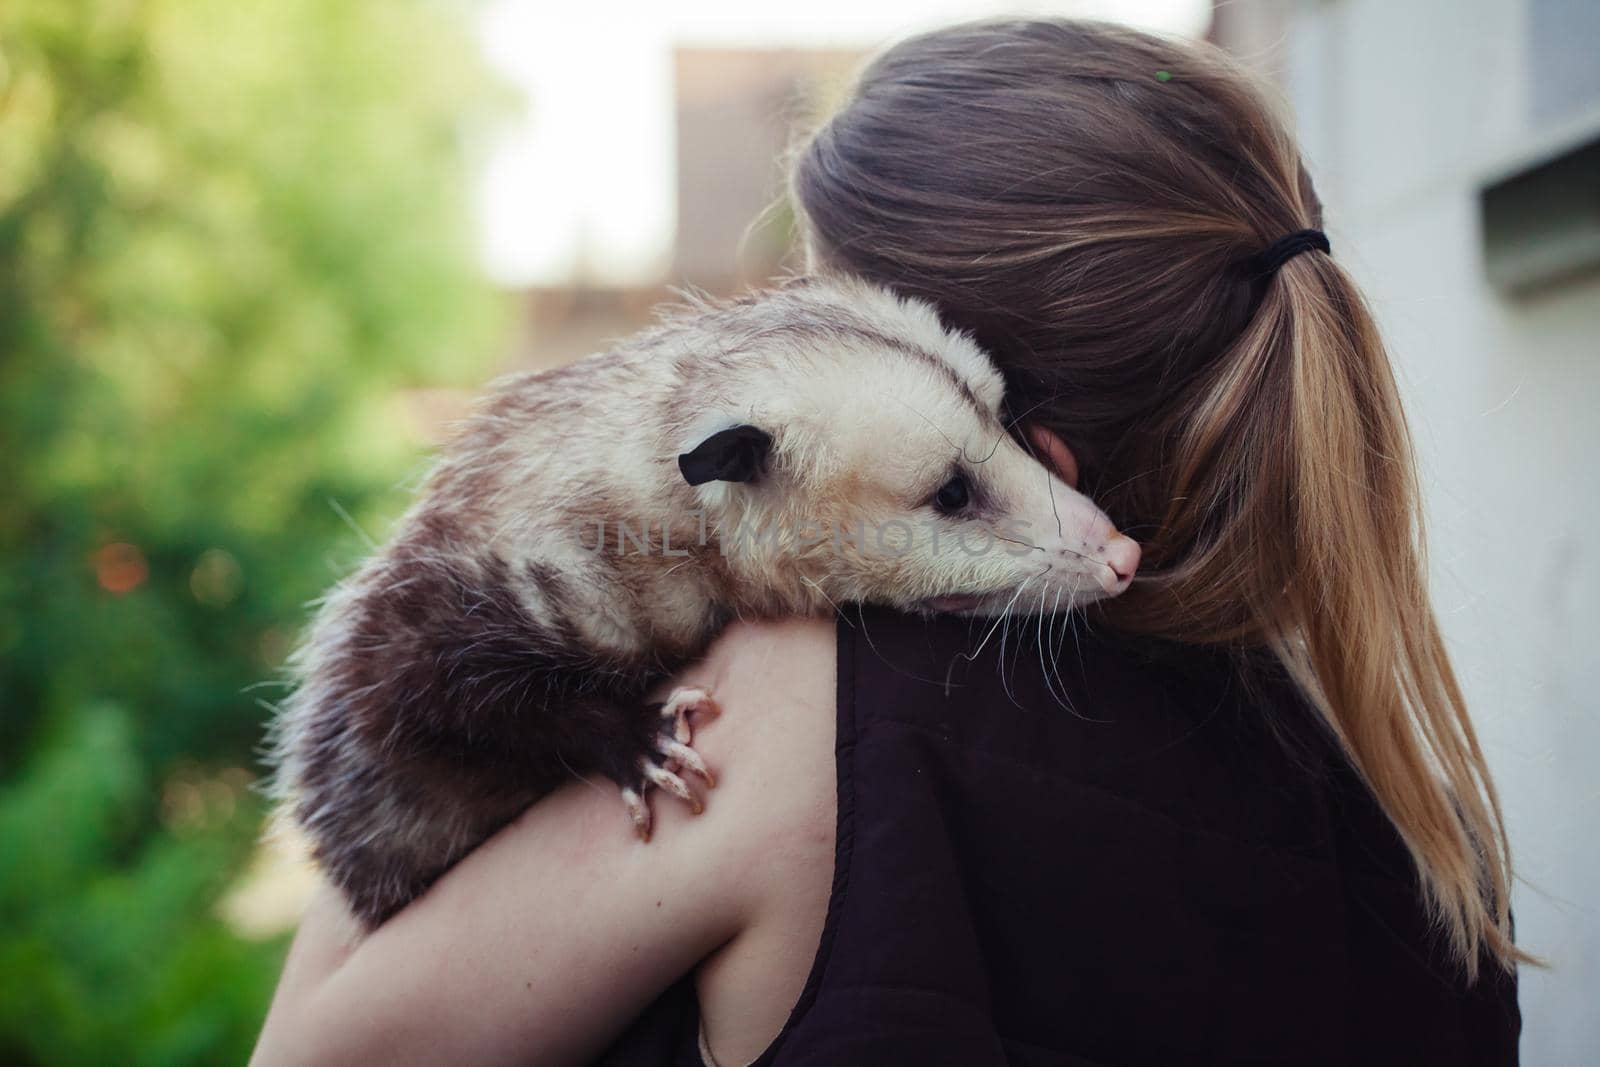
1096;534;1141;594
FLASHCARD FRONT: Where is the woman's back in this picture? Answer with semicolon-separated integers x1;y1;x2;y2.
604;606;1520;1065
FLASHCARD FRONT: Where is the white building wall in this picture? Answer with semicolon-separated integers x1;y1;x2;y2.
1241;0;1599;1060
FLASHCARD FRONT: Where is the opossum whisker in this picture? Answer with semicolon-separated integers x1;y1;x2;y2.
1041;582;1073;713
851;605;942;687
1046;455;1064;539
1033;582;1053;706
1091;463;1164;505
1048;590;1083;718
800;576;847;621
1043;585;1064;690
1060;584;1110;724
1048;587;1073;707
965;576;1033;664
994;533;1042;554
1057;543;1099;566
1000;390;1063;434
996;572;1040;707
880;393;964;459
998;575;1036;710
1017;427;1067;541
970;429;1006;467
327;497;379;552
998;592;1014;700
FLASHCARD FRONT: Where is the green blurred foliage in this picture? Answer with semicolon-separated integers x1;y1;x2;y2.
0;0;502;1061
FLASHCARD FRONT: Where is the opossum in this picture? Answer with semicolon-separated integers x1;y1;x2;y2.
270;275;1140;927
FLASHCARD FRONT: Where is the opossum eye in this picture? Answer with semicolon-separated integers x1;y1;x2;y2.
932;473;971;515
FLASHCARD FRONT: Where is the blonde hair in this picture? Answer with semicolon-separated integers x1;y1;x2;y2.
791;18;1523;976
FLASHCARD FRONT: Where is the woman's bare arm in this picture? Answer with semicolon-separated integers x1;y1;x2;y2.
250;616;837;1067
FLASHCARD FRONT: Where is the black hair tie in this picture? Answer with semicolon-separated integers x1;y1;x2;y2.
1246;228;1330;277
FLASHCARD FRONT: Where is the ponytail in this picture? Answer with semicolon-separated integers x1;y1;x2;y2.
1141;250;1518;974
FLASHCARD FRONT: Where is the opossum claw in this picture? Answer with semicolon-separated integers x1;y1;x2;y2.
662;739;714;788
644;760;701;813
659;685;719;744
622;787;653;841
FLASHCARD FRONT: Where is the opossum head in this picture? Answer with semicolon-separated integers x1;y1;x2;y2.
677;278;1140;617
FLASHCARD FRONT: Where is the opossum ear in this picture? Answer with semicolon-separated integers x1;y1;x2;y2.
678;424;772;486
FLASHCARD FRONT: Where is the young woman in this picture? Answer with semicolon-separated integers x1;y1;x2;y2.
251;19;1523;1066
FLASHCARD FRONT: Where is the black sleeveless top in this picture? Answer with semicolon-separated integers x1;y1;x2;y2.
597;606;1520;1066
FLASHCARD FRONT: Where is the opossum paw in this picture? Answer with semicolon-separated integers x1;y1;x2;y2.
624;691;720;842
657;685;720;744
